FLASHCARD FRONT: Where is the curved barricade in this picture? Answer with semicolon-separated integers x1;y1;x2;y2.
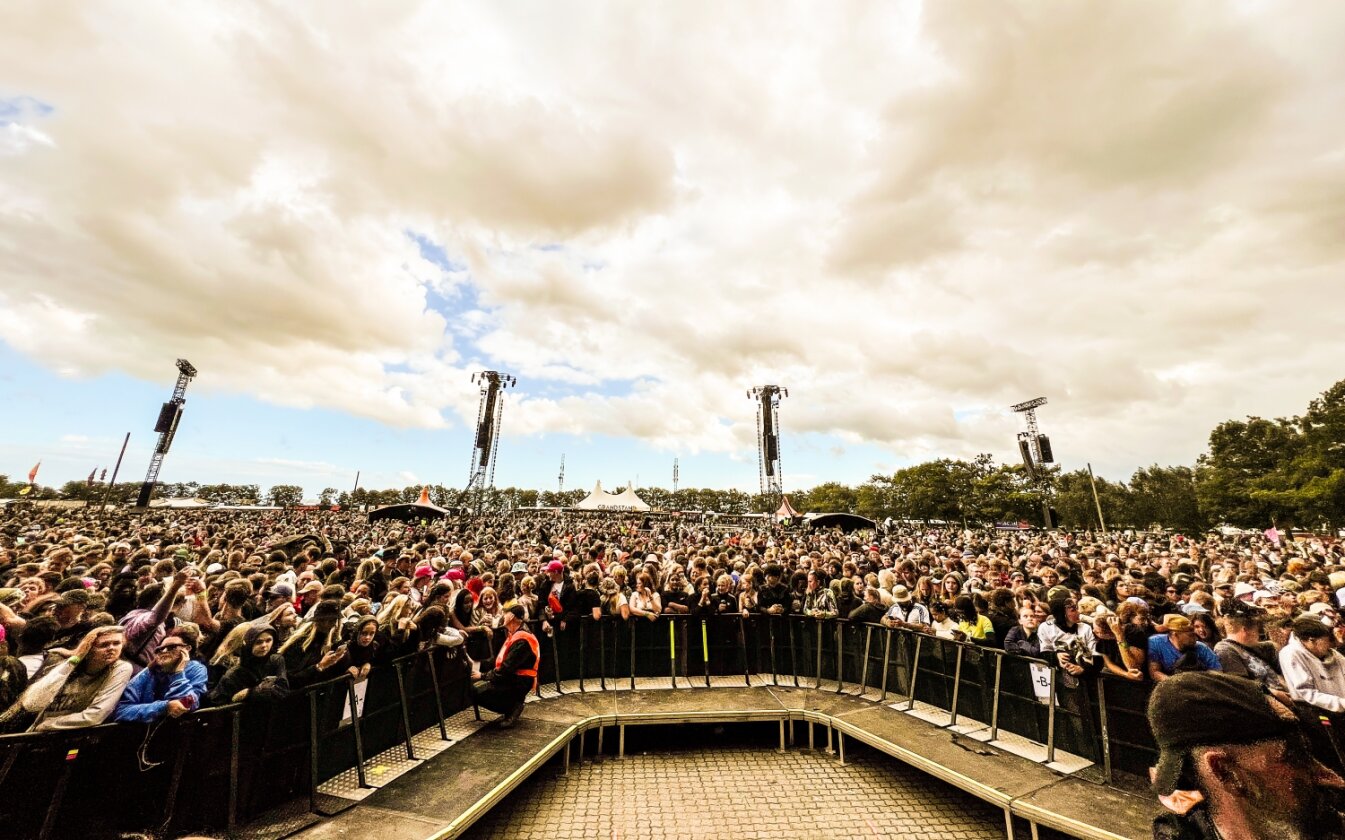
0;616;1167;839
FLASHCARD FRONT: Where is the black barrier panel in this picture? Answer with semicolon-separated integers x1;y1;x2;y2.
881;630;915;699
1099;674;1158;776
953;644;994;725
630;615;666;679
702;613;744;678
164;706;241;837
315;677;360;783
994;655;1053;745
839;621;870;687
359;659;414;759
913;634;955;711
0;726;110;839
235;689;315;824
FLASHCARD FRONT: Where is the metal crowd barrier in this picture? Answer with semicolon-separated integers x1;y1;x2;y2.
0;645;473;840
0;614;1165;839
544;614;1159;780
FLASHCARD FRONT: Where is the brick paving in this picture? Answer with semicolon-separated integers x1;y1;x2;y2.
459;742;1005;840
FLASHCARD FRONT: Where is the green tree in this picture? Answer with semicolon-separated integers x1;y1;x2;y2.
1196;417;1302;527
267;484;304;507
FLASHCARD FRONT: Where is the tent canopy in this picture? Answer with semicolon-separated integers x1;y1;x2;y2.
368;486;450;523
775;495;801;520
806;512;877;532
151;497;210;509
574;481;650;511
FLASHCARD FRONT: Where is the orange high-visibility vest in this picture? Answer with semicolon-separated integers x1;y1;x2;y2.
496;629;540;690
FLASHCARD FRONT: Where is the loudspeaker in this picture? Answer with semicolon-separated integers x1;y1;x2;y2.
1018;438;1035;472
154;402;177;433
1037;434;1054;464
1047;507;1059;528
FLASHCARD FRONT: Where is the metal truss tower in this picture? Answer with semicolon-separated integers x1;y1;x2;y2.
464;370;516;514
136;359;198;507
749;385;788;496
1011;396;1055;527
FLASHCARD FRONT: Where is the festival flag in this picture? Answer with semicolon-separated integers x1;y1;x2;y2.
87;467;97;487
1265;526;1281;545
99;468;107;481
27;461;40;483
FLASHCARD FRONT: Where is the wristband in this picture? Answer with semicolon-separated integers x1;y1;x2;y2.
68;655;82;666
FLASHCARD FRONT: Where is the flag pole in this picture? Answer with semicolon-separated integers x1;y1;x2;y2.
102;433;131;508
1087;462;1108;537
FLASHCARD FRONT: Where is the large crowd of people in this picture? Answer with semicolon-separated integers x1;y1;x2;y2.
2;503;1345;833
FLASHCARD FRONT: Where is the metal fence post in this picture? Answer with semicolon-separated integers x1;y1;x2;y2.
347;679;368;787
949;644;965;726
859;625;873;692
702;620;711;687
600;619;608;691
815;621;823;685
740;616;751;685
879;629;892;703
989;653;1004;742
768;616;779;686
393;660;417;760
308;689;320;813
1098;677;1113;783
578;620;587;692
425;653;451;736
835;621;845;693
629;620;637;690
1046;668;1058;764
228;709;241;831
905;635;923;711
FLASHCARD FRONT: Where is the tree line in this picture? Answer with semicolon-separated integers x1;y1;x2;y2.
5;379;1342;532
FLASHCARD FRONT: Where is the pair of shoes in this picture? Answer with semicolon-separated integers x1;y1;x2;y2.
497;703;525;729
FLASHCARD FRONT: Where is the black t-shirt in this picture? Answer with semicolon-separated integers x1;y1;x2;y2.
575;588;602;619
758;582;790;614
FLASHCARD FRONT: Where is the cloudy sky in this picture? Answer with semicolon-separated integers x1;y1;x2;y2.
2;1;1343;496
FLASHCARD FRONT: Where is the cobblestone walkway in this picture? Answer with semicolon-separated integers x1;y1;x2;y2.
460;743;1004;840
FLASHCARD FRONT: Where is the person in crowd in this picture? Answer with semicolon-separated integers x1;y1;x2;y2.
599;576;630;619
345;616;379;683
120;571;190;669
881;585;930;630
1003;602;1043;658
928;600;958;639
803;571;837;618
848;586;886;624
209;623;288;705
1092;609;1143;680
1148;671;1345;840
1280;616;1345;714
279;600;347;689
0;625;132;732
757;564;790;616
1148;614;1222;682
1214;601;1290;699
951;594;995;645
114;627;207;722
658;565;692;615
0;625;27;710
470;605;537;729
629;572;662;621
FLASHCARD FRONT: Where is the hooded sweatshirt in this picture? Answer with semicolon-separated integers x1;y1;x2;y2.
208;624;288;705
1280;633;1345;713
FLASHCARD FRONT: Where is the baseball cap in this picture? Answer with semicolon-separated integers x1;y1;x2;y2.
1234;582;1257;598
545;560;565;574
1179;602;1209;616
511;561;528;574
414;565;435;579
267;582;295;600
443;569;465;582
1148;671;1298;795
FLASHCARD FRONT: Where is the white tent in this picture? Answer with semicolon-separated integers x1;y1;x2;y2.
574;481;650;512
150;497;210;509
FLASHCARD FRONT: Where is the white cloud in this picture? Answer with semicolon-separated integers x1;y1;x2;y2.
2;1;1344;482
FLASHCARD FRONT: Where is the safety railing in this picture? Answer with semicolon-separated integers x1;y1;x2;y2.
541;614;1159;780
0;614;1163;839
0;644;473;840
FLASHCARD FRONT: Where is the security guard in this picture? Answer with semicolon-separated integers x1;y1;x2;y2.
470;605;538;728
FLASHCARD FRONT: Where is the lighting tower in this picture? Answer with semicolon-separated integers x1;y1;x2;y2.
136;359;198;507
673;457;679;493
749;385;788;496
1011;396;1055;527
464;370;516;514
558;454;565;494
